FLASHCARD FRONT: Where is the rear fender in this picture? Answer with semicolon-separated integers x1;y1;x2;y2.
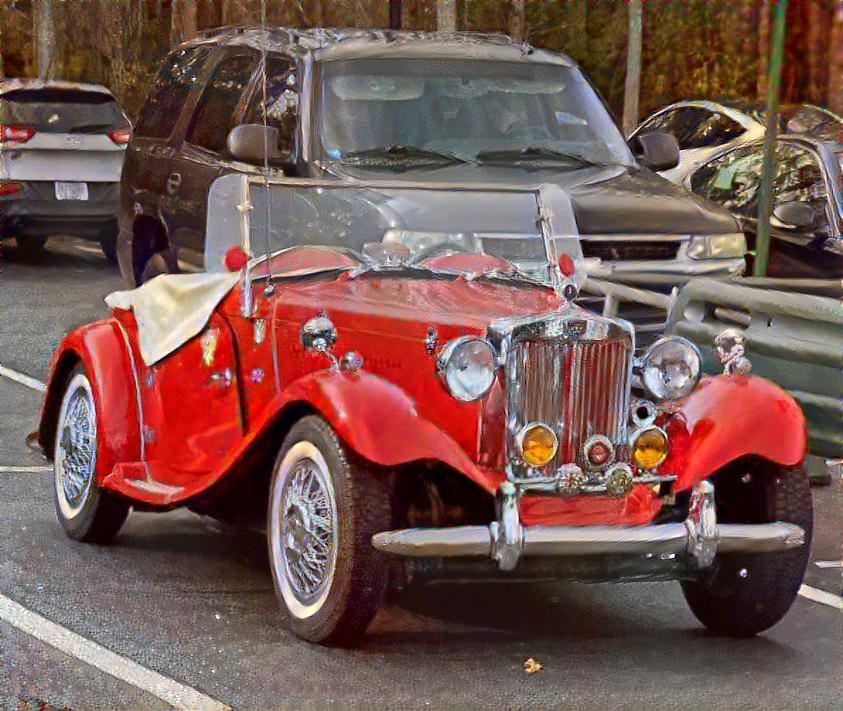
39;319;141;480
662;375;806;491
278;369;500;494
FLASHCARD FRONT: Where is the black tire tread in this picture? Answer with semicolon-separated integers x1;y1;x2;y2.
681;462;812;636
270;415;391;646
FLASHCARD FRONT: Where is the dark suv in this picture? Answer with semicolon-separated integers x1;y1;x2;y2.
119;28;743;286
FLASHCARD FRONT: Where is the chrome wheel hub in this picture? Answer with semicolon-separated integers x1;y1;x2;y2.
279;459;335;604
54;374;97;518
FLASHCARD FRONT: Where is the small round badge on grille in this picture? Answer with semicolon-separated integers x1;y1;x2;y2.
605;463;634;497
555;464;587;496
582;434;615;470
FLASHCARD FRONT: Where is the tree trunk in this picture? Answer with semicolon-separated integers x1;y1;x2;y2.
171;0;198;45
305;0;324;27
389;0;402;30
622;0;643;135
830;1;843;114
509;0;525;41
437;0;456;31
34;0;56;80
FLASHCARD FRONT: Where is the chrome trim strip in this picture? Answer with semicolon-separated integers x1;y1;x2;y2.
114;321;145;461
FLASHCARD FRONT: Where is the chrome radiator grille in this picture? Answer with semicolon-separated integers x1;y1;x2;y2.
507;335;632;472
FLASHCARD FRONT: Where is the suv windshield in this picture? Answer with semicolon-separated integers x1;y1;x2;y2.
318;58;632;169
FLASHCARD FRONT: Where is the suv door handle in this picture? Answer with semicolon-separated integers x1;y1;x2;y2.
166;172;182;195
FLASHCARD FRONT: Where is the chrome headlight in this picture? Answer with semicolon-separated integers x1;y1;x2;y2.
687;233;746;259
436;336;497;402
638;336;701;401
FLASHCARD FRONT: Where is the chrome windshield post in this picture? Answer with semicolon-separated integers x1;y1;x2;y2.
235;175;255;318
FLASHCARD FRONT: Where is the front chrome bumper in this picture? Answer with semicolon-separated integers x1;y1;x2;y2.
372;480;805;573
586;256;745;287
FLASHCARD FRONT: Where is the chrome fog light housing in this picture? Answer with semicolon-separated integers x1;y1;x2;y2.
687;233;746;259
436;336;498;402
605;463;634;497
582;434;615;469
638;336;701;401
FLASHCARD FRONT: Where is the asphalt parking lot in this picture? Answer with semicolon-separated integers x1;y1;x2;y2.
1;236;841;710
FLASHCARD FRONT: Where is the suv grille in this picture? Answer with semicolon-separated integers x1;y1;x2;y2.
582;240;681;261
507;336;631;474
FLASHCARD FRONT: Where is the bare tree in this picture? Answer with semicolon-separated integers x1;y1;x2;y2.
34;0;56;79
509;0;525;41
830;0;843;114
437;0;456;32
622;0;642;135
171;0;198;45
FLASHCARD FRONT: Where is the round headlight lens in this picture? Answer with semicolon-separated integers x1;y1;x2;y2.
437;337;497;402
640;337;701;401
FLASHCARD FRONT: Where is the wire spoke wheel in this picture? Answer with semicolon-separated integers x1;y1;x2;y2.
270;440;339;620
54;373;97;519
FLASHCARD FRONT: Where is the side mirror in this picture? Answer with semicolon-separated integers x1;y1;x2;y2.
772;201;815;230
629;130;680;172
226;124;292;168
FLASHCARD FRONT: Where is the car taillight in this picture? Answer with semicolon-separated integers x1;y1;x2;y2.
0;181;24;196
108;127;132;145
0;125;35;143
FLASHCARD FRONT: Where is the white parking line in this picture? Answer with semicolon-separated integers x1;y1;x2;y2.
0;465;51;473
799;584;843;610
0;364;46;392
815;560;843;569
0;594;230;710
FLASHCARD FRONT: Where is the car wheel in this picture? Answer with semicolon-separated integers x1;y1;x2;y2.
16;235;48;260
99;229;118;264
267;415;391;646
681;461;812;636
53;366;129;543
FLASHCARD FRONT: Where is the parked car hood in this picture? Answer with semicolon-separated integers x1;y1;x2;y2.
326;162;739;235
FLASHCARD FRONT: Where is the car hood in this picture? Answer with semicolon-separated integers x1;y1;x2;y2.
326;162;739;235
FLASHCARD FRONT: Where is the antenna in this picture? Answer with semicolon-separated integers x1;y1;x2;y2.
260;0;275;297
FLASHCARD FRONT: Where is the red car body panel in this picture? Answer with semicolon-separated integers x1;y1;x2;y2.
38;269;807;525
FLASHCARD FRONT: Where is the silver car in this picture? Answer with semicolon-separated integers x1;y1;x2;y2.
0;79;130;261
631;99;842;185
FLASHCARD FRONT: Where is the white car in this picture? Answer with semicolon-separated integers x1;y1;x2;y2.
630;100;841;185
0;79;131;261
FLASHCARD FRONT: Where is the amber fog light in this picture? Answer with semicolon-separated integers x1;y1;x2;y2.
632;426;668;470
517;422;558;467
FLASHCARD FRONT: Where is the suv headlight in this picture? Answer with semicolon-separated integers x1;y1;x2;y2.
436;336;497;402
687;233;746;259
638;336;701;401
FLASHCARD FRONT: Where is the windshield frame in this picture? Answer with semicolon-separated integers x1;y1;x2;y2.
311;56;634;169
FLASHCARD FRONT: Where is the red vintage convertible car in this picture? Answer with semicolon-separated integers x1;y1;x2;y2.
38;176;811;645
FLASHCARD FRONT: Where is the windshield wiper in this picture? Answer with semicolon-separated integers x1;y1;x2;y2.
475;146;603;167
339;144;467;165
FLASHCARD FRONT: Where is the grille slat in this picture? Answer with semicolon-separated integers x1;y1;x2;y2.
508;335;631;474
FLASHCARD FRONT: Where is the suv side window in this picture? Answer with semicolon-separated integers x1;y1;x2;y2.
636;108;678;136
186;52;258;154
242;55;297;154
135;45;212;139
683;111;746;149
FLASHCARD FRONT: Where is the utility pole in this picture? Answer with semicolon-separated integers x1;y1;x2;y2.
754;0;788;278
34;0;56;80
622;0;642;135
437;0;456;32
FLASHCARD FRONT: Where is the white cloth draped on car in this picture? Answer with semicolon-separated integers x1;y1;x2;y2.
105;272;240;367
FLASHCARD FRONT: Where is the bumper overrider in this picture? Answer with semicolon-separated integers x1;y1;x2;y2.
372;480;805;573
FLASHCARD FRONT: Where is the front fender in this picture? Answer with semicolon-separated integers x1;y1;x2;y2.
662;374;806;491
279;369;500;493
39;319;141;480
